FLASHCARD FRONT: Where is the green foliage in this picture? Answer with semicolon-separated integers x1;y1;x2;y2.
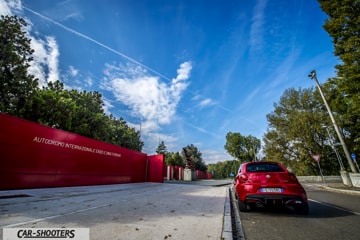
104;115;143;151
29;80;144;151
0;15;38;117
263;87;343;175
161;143;207;171
30;81;76;130
181;144;207;172
318;0;360;152
224;132;261;162
207;160;239;179
66;89;107;139
165;152;185;167
156;141;167;155
157;142;185;167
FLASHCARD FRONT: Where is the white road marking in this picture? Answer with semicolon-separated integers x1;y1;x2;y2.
309;199;360;216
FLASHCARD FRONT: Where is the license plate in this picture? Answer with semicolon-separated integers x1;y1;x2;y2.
260;188;283;193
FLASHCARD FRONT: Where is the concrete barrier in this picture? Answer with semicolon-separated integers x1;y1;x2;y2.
297;176;342;183
350;173;360;187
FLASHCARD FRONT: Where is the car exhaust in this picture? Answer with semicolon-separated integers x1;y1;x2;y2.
256;202;265;208
285;200;303;206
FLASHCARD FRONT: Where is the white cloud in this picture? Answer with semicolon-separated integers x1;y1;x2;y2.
107;61;192;127
46;36;60;83
174;61;192;82
84;76;93;87
191;94;218;110
112;76;174;124
202;149;234;164
0;0;21;16
49;1;83;23
28;36;60;87
28;37;47;86
69;65;78;77
170;62;192;100
198;98;214;108
249;0;268;54
148;131;177;144
0;0;11;15
191;94;201;101
102;98;114;115
101;61;192;153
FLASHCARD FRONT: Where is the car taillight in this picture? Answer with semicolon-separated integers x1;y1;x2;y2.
239;174;248;182
288;173;298;183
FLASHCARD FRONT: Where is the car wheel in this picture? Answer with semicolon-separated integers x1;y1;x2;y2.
295;203;309;215
238;199;249;212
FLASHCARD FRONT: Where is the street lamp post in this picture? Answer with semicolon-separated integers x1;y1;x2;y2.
308;70;357;173
322;124;345;171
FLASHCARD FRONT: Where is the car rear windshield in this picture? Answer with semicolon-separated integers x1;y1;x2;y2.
246;163;285;172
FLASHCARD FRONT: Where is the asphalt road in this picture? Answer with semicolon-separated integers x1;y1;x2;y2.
238;183;360;240
2;181;360;240
0;181;231;240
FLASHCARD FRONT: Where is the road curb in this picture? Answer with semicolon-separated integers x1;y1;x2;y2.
222;188;233;240
228;187;246;240
321;186;360;196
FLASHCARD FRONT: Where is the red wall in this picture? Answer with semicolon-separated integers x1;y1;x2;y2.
0;113;163;190
147;154;164;183
196;170;212;179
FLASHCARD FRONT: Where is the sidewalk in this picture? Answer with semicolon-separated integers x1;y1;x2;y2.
0;182;230;240
325;182;360;195
164;179;233;187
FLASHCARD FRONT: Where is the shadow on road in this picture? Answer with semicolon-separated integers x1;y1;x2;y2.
240;201;354;219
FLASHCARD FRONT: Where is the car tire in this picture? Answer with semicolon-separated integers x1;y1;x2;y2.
234;191;238;200
238;199;249;212
295;203;309;215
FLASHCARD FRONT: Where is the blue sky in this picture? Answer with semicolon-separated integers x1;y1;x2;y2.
1;0;339;163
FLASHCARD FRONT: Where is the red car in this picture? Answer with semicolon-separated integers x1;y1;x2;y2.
233;161;309;215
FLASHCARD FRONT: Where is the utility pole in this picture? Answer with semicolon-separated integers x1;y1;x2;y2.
308;70;357;173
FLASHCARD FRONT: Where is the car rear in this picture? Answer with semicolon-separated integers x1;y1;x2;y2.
234;162;309;214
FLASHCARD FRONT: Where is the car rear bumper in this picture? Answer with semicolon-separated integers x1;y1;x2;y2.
245;194;307;207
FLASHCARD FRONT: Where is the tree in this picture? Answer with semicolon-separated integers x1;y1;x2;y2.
104;115;143;151
207;160;240;179
165;152;184;167
263;87;341;175
224;132;261;162
31;81;144;151
0;15;38;117
30;80;76;130
318;0;360;152
156;141;168;155
66;89;107;139
182;144;207;172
